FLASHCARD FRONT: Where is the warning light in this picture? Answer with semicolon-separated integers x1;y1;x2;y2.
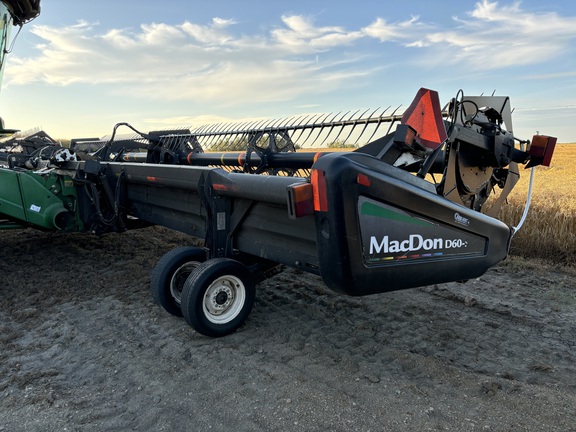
311;169;328;212
356;173;371;187
528;135;556;167
212;183;229;191
287;182;314;219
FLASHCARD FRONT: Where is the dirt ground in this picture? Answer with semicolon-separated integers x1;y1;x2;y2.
1;226;575;431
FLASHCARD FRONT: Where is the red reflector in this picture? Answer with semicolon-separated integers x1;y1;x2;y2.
357;173;371;187
311;169;328;212
212;183;229;191
146;176;157;182
401;88;447;149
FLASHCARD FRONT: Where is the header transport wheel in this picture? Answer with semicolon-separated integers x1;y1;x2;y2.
180;258;256;337
150;247;207;317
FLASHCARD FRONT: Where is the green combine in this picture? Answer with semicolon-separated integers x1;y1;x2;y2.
0;0;69;231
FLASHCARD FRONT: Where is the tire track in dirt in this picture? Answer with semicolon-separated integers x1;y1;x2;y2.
1;227;575;431
252;268;576;392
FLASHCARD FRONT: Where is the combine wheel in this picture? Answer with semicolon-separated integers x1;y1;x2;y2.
180;258;255;337
150;246;207;317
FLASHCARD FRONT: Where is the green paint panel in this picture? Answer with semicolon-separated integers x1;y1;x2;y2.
0;169;26;220
360;201;432;227
0;168;82;231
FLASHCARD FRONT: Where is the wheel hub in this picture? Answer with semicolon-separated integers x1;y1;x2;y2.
206;283;235;315
200;272;248;326
170;262;201;304
215;291;229;305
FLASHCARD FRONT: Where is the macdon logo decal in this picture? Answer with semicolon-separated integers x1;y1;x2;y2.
454;212;470;226
369;234;469;254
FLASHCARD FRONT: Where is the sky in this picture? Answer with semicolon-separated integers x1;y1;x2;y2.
1;0;575;142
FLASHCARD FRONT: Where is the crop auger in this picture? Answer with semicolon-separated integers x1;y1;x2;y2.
0;85;556;336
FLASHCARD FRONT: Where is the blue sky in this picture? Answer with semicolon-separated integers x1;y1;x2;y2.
1;0;575;142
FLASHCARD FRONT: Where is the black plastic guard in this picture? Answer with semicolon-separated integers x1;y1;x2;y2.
312;152;512;296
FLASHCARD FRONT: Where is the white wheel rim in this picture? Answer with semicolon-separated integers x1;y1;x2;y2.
170;262;201;305
203;275;246;324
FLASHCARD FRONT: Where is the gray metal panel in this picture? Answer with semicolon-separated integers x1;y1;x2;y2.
234;202;319;273
105;162;209;191
126;182;206;237
104;162;207;237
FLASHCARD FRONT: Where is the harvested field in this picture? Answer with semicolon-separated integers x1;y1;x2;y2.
1;226;575;431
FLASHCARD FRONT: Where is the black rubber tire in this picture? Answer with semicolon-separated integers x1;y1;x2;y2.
150;246;206;317
180;258;255;337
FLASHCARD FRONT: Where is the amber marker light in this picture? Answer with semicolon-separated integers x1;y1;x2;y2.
310;169;328;212
287;182;314;219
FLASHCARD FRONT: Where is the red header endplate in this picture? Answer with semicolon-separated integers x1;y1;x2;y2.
401;88;448;150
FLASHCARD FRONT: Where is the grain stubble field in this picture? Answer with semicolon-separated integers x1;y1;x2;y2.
1;226;575;431
499;143;576;264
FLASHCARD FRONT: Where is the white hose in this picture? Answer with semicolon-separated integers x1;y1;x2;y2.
512;166;535;235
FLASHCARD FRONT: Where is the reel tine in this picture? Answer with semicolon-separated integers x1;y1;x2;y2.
354;107;381;146
282;115;306;147
278;114;295;130
243;118;273;149
291;114;314;146
287;114;305;129
330;109;358;147
268;116;285;133
318;111;343;147
307;112;334;148
263;117;277;132
384;105;402;136
363;106;392;144
201;122;222;137
212;121;241;150
181;100;406;153
227;121;250;148
257;117;283;149
196;123;217;148
192;123;209;137
341;108;371;147
267;116;291;150
299;113;327;148
202;122;225;149
251;118;270;132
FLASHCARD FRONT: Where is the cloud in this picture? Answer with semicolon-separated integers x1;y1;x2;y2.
415;0;576;68
181;17;236;45
6;14;374;102
5;2;576;105
362;16;421;42
272;15;365;50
